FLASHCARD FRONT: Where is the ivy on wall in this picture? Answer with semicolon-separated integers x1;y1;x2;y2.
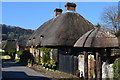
113;58;120;79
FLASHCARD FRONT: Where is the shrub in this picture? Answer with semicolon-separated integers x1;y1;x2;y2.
42;53;50;63
47;59;56;68
17;51;23;57
7;51;16;59
40;47;51;54
14;59;20;63
34;55;41;64
39;47;57;69
28;59;32;64
19;50;34;65
113;58;120;79
40;47;51;64
1;52;8;55
7;51;15;55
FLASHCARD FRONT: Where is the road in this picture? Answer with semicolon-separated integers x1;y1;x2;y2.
2;59;51;80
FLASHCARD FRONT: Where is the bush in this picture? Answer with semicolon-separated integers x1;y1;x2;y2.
40;47;51;64
40;47;51;54
17;51;23;57
1;52;8;55
39;47;56;70
19;50;34;65
47;59;56;68
28;59;32;64
113;58;120;79
7;51;16;59
34;55;41;64
14;59;20;63
42;53;50;63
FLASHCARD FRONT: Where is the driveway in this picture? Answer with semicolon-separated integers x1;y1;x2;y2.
2;59;51;80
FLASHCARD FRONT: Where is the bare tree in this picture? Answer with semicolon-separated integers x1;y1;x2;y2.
101;6;118;32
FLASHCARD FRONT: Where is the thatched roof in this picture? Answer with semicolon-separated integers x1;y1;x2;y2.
27;19;53;46
1;40;7;49
74;28;119;48
27;12;94;47
3;40;16;51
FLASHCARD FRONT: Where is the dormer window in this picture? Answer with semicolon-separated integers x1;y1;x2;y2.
33;37;35;43
40;35;44;39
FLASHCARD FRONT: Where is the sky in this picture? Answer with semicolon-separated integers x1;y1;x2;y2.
2;2;119;30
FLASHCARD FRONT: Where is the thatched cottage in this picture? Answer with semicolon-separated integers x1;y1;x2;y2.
3;40;16;52
27;2;119;79
26;2;94;75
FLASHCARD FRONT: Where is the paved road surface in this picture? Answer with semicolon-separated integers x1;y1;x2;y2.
2;59;51;80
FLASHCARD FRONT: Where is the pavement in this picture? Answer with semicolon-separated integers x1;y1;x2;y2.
2;59;51;80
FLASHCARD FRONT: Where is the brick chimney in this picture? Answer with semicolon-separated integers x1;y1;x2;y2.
54;8;63;18
65;2;76;12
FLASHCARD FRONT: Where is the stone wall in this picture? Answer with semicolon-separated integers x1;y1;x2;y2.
78;55;84;77
78;54;114;79
102;62;113;79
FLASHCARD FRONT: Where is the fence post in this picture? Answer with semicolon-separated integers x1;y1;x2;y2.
84;51;88;79
96;51;102;80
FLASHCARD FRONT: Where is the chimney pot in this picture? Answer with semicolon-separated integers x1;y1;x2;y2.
54;8;63;18
54;8;63;12
65;2;76;7
65;2;76;12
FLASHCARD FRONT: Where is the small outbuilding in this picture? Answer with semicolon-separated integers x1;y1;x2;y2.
74;27;119;79
74;28;118;48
